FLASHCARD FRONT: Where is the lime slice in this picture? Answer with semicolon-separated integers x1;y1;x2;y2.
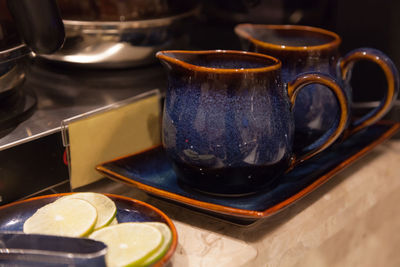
23;198;97;237
109;217;118;225
58;192;117;230
89;222;163;267
141;222;172;266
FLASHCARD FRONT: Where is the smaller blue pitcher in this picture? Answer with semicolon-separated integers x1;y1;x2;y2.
235;24;399;148
157;50;349;196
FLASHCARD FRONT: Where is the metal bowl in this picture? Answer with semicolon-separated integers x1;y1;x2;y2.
39;6;200;68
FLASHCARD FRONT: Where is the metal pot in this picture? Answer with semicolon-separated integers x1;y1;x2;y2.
39;0;200;68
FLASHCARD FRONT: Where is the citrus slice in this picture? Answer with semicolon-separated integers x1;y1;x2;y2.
141;222;172;266
58;192;117;230
109;217;118;225
23;198;97;237
89;222;163;267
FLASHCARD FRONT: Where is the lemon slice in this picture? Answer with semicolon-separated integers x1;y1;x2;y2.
89;222;163;267
23;198;97;237
141;222;172;266
58;192;117;230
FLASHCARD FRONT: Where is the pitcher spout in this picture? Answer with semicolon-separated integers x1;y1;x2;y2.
156;50;197;72
234;24;262;50
156;50;225;73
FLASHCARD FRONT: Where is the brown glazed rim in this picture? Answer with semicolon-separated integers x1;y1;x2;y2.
156;50;282;73
235;24;342;52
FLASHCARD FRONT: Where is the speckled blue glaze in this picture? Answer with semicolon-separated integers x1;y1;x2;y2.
99;122;396;224
235;24;399;148
156;50;347;195
158;51;293;195
282;50;341;136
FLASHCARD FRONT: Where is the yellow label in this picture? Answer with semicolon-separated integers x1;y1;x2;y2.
68;93;161;189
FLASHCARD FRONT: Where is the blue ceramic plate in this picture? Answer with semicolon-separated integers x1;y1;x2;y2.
0;193;178;267
96;121;400;224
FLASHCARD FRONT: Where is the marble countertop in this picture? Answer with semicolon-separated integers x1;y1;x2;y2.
83;133;400;267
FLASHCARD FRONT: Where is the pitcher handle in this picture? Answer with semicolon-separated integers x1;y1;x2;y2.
339;48;399;136
287;73;349;168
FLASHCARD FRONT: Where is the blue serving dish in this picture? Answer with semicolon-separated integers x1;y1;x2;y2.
96;121;400;224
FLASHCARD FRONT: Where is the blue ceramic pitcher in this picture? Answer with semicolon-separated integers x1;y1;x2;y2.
235;24;399;147
156;50;349;195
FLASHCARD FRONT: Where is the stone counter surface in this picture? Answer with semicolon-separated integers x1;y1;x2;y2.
84;136;400;267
